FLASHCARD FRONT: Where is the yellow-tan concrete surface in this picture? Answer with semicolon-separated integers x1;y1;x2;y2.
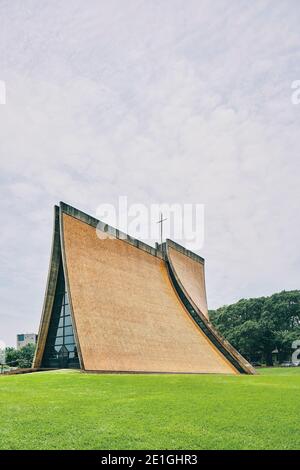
62;214;237;374
168;246;209;319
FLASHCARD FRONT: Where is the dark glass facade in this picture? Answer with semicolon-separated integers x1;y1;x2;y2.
41;262;80;369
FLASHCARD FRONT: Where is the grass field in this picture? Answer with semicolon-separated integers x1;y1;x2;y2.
0;368;299;450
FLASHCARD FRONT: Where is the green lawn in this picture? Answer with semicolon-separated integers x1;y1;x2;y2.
0;368;299;450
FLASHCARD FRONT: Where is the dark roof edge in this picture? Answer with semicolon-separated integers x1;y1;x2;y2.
166;239;205;264
59;201;204;263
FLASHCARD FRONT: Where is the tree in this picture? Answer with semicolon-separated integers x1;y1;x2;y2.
5;347;19;367
17;343;36;368
210;290;300;365
5;343;36;368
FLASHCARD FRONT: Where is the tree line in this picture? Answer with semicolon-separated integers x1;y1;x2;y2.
210;290;300;366
4;343;36;369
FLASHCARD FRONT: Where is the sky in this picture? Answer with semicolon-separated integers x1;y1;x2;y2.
0;0;299;346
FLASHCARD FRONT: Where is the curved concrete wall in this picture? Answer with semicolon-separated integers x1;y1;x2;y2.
62;213;237;374
33;206;61;368
165;241;256;375
167;246;208;319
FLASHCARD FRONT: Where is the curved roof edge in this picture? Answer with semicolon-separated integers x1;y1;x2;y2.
165;240;256;375
33;206;61;368
59;201;205;262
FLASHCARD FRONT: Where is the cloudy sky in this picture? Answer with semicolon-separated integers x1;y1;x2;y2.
0;0;299;346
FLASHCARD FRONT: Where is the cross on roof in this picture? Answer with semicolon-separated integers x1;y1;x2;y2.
157;212;167;245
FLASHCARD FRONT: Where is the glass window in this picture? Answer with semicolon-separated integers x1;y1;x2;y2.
64;335;75;345
64;304;71;316
64;326;73;336
56;327;64;337
64;315;72;327
41;262;79;369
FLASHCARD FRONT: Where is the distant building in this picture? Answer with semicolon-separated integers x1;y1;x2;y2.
17;333;37;350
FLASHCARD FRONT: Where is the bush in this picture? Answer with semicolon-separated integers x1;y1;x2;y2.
5;343;36;368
